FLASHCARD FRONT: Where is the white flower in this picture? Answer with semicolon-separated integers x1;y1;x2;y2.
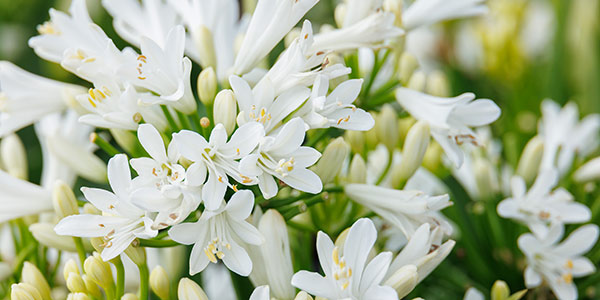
345;184;453;238
240;117;322;199
497;169;590;238
296;74;374;131
395;87;501;167
291;218;398;300
0;61;86;137
0;170;52;223
54;154;158;261
402;0;487;31
339;0;384;27
172;123;264;210
129;124;203;229
574;156;600;182
233;0;319;75
249;285;270;300
538;100;600;176
310;11;404;54
168;190;264;276
463;287;484;300
229;75;311;134
519;224;599;300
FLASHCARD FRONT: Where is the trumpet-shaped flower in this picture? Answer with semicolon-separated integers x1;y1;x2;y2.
130;124;203;229
402;0;487;31
395;87;501;167
519;224;598;300
345;184;452;238
173;123;264;210
55;154;158;261
233;0;319;75
0;61;86;137
168;190;264;276
497;169;591;238
240;117;322;199
291;218;398;300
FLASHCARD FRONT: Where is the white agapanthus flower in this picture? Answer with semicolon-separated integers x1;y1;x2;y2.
240;117;322;199
497;169;591;238
168;190;264;276
129;124;203;229
338;0;384;27
402;0;488;31
345;184;453;238
0;170;52;223
292;218;398;300
54;154;158;261
519;224;599;300
0;61;86;137
395;87;501;167
173;122;264;210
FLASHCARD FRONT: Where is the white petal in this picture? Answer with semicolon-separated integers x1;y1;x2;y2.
130;187;176;212
554;224;599;257
173;130;209;162
268;117;306;157
571;258;596;276
239;154;263;177
54;214;128;237
137;124;167;162
344;218;377;293
524;266;542;288
360;252;392;293
100;232;136;261
362;285;398;300
168;221;204;245
223;122;264;157
291;271;335;299
222;242;253;276
202;170;227;211
258;172;279;200
316;231;335;278
225;190;255;220
185;162;207;186
230;219;264;246
451;99;501;127
107;154;131;198
189;241;211;275
249;286;270;300
281;168;323;194
327;79;362;105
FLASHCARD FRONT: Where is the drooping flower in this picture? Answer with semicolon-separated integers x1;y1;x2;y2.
172;122;264;210
519;224;598;300
54;154;158;261
291;218;398;300
402;0;488;31
395;87;501;167
497;169;591;238
168;190;264;276
241;117;322;199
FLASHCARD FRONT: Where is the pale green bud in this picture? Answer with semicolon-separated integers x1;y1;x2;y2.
574;156;600;182
213;90;237;136
392;121;429;188
178;278;209;300
124;243;146;266
89;237;104;253
313;137;349;184
83;253;114;291
375;104;399;152
1;133;28;180
334;3;347;28
193;26;217;69
30;223;91;252
66;293;91;300
200;117;211;129
294;291;314;300
398;117;416;145
344;130;365;155
0;262;11;282
398;52;418;85
21;262;51;300
109;129;138;155
423;142;443;174
52;180;79;219
284;27;302;48
198;67;217;107
150;266;170;300
63;259;80;282
348;154;367;184
83;203;101;215
121;293;139;300
66;273;87;293
11;283;43;300
407;71;426;91
491;280;510;300
48;135;107;183
383;265;418;299
426;70;450;97
82;275;102;300
516;136;544;185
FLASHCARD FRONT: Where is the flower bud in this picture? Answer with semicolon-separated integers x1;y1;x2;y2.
375;104;399;152
83;203;101;215
63;259;80;282
334;3;347;28
383;0;403;26
47;135;107;183
515;136;544;185
259;210;295;300
21;262;51;300
313;137;349;184
193;26;217;70
178;278;208;300
407;71;426;91
121;293;138;300
392;121;429;188
89;237;104;253
348;154;367;184
344;130;365;154
198;67;217;107
398;52;418;85
284;27;302;47
66;273;87;293
109;129;138;155
66;293;91;300
83;253;114;291
213;90;237;136
0;262;11;282
1;133;28;180
52;181;79;219
423;142;443;174
426;70;450;97
200;117;211;129
491;280;510;300
294;291;314;300
82;275;102;299
398;117;416;145
384;264;418;298
11;283;43;300
150;266;170;300
31;223;88;252
124;243;146;266
574;157;600;182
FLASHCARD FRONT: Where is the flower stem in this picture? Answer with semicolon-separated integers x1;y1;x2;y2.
161;105;179;133
138;262;150;300
90;132;120;156
138;238;179;248
73;237;87;269
375;156;393;185
113;257;125;299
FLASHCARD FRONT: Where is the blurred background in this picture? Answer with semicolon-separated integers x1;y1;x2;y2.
1;0;599;299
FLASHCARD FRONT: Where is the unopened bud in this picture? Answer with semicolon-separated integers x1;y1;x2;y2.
1;133;28;180
284;27;302;47
150;266;170;300
574;156;600;182
89;237;104;253
384;264;418;298
83;253;114;291
124;243;146;266
348;154;367;184
392;121;429;188
178;278;208;300
66;293;91;300
344;130;365;154
259;210;295;300
0;262;11;282
422;142;443;174
491;280;510;300
63;259;80;282
21;262;51;300
398;117;416;145
47;135;107;183
200;117;211;129
31;223;89;252
213;90;237;135
194;26;217;69
313;137;349;184
121;293;138;300
515;136;544;185
52;181;79;219
83;203;101;215
198;67;217;107
294;291;314;300
82;275;102;299
66;273;87;293
109;129;138;155
334;3;347;28
11;283;43;300
398;52;418;85
426;71;450;97
375;104;399;152
407;71;426;91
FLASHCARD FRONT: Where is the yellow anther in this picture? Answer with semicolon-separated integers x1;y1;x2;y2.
332;247;340;266
565;259;574;269
341;281;349;290
562;273;573;284
218;176;224;183
347;268;352;277
216;251;225;259
204;248;217;263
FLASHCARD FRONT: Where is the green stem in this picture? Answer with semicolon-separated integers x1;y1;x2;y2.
113;258;125;299
306;128;332;148
264;186;344;208
361;49;391;106
73;237;87;269
138;238;179;248
91;132;120;156
375;156;393;185
161;105;179;133
12;243;36;274
138;262;150;300
282;194;324;220
49;251;62;286
176;110;193;130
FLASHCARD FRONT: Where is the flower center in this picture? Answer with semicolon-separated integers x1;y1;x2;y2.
331;246;352;291
204;237;231;263
248;106;272;124
275;157;295;177
37;21;60;35
136;55;147;80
